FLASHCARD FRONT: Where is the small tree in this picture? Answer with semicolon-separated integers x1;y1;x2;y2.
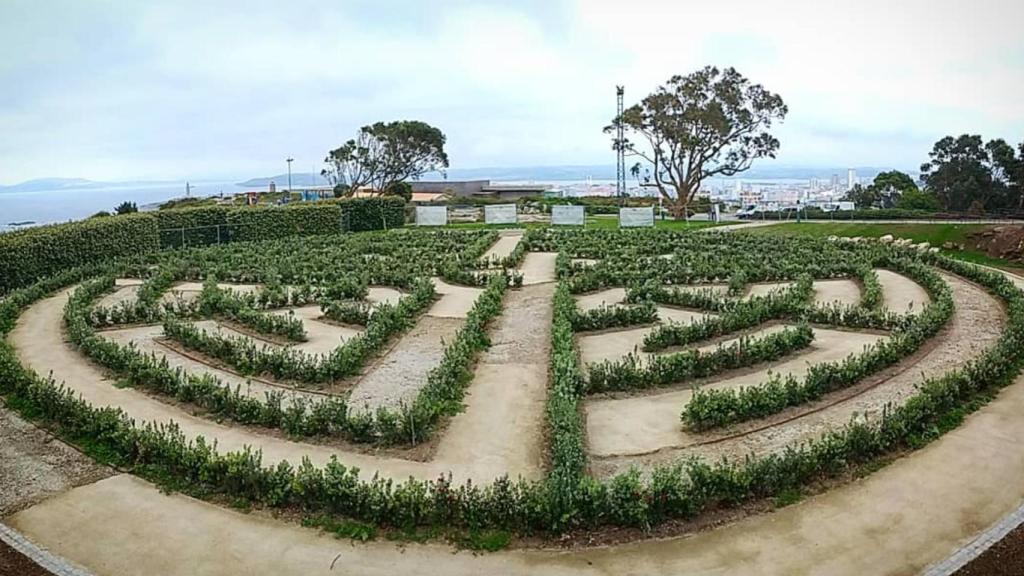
322;120;448;196
114;201;138;215
608;66;787;218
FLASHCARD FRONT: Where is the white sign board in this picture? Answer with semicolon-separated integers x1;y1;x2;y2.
484;204;518;225
551;205;585;226
416;206;448;226
619;206;655;228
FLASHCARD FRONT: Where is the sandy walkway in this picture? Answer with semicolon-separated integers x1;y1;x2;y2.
876;268;931;313
345;316;463;415
585;327;884;458
98;323;331;405
577;309;712;368
17;368;1024;576
428;279;483;318
8;288;528;484
591;272;1002;477
431;283;553;477
812;278;861;307
95;278;144;309
480;231;523;263
0;406;111;518
521;252;558;285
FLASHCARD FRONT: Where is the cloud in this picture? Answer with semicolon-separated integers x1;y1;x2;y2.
0;0;1021;182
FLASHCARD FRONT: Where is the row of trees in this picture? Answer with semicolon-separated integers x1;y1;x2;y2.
843;137;1024;214
321;68;1020;217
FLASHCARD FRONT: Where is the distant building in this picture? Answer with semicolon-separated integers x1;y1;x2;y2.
831;174;840;190
410;180;550;200
847;169;857;191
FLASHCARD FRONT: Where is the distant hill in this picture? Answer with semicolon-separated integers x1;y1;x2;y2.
236;173;330;188
0;178;104;193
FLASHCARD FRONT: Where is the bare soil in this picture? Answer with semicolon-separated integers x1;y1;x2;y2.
0;538;51;576
520;252;558;285
955;521;1024;575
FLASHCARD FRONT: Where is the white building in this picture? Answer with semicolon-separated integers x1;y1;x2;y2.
847;168;857;191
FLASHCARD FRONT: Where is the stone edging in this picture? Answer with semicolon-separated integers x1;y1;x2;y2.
0;522;94;576
922;500;1024;575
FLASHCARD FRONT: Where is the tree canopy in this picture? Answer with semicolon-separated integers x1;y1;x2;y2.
843;170;920;209
608;66;787;217
322;120;448;197
920;135;1023;213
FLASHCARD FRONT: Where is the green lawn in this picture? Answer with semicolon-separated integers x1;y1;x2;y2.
750;222;1023;270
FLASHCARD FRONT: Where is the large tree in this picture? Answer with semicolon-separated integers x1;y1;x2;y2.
845;170;919;208
608;66;787;217
918;134;1024;213
322;120;448;197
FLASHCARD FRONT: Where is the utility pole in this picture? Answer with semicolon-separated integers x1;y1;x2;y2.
286;157;294;193
615;86;626;205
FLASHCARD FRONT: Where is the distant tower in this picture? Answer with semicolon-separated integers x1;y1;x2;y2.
615;86;626;200
847;168;857;191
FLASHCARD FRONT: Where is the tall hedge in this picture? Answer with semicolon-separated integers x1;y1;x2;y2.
0;198;407;294
226;203;344;243
153;206;230;248
339;197;405;232
0;214;159;293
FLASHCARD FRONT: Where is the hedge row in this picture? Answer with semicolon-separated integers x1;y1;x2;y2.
0;248;1022;535
682;256;955;429
0;215;158;294
0;198;407;294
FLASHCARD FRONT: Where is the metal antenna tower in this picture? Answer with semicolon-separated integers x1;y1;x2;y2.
615;86;626;200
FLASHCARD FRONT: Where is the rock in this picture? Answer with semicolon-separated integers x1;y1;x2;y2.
916;242;931;251
929;247;941;253
879;234;894;244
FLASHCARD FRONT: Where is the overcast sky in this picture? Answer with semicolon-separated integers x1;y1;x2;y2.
1;0;1022;183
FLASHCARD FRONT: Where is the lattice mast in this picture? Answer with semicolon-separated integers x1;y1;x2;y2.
615;85;626;202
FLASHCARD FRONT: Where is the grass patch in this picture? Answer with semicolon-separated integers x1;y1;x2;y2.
303;515;378;542
751;222;1024;270
772;487;803;508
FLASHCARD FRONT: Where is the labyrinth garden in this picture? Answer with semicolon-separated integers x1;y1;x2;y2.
3;206;1024;553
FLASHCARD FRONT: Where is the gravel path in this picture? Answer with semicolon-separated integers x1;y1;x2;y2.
0;404;110;518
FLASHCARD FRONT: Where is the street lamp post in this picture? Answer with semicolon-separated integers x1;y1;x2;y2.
286;157;294;193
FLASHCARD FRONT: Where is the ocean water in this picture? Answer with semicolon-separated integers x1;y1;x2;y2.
0;180;239;230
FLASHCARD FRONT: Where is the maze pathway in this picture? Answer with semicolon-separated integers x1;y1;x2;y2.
12;360;1024;576
585;327;885;458
876;268;931;313
590;271;1004;478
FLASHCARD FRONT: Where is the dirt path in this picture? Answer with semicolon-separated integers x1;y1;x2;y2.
95;278;143;309
521;252;558;285
591;271;1003;477
481;231;523;263
876;268;931;313
0;405;111;518
585;327;884;458
432;283;553;478
268;306;363;355
345;316;463;415
98;323;332;405
812;278;861;307
8;288;526;484
428;279;483;318
18;369;1024;576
